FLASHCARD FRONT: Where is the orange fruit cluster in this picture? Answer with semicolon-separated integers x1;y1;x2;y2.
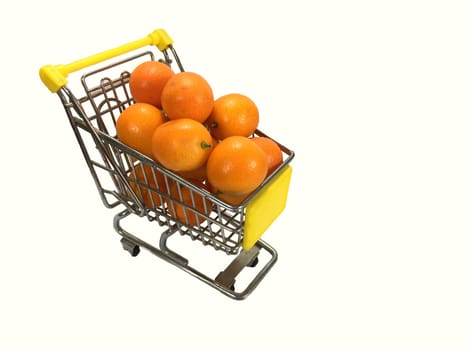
116;60;284;225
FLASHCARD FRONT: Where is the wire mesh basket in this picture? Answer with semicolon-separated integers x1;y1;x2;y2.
40;29;294;299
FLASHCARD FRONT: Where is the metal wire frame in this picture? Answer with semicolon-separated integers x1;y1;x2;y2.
52;44;293;298
56;49;251;254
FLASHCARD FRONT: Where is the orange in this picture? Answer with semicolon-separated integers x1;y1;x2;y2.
127;163;169;208
167;180;212;227
129;61;175;108
250;136;283;176
206;136;267;196
161;72;214;123
207;93;259;139
116;102;165;158
151;118;213;172
177;164;207;182
208;184;250;206
176;139;217;181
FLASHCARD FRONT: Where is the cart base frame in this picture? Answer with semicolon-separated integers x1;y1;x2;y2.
113;209;278;300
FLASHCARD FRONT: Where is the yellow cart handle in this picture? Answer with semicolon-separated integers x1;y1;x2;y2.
39;29;173;93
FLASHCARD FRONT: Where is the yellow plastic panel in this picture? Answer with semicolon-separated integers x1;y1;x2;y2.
243;165;292;250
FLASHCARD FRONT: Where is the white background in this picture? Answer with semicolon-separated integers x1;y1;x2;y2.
1;0;467;349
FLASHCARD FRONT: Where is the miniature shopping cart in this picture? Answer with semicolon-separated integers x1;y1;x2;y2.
39;29;294;300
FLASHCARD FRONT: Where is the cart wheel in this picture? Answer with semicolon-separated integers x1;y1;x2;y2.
120;238;140;257
230;283;235;292
247;256;259;268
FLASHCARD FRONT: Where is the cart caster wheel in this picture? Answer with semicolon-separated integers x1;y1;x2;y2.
247;256;259;268
120;238;140;257
230;283;235;292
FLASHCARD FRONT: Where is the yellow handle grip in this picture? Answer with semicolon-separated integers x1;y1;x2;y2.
39;28;173;93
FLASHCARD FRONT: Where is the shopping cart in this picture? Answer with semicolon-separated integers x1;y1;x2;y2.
39;28;294;300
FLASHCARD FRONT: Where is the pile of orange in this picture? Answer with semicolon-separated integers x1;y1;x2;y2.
116;60;284;225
